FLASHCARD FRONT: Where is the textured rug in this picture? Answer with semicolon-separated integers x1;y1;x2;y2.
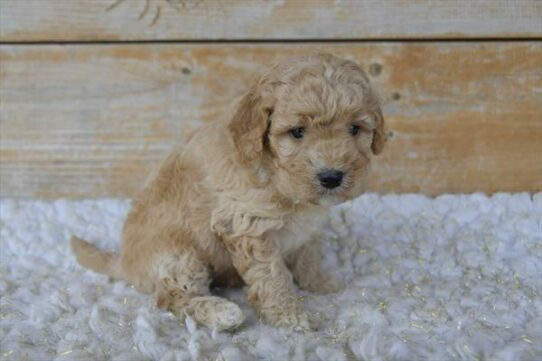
0;193;541;361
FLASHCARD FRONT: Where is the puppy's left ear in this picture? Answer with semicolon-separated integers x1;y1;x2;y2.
228;80;274;163
371;105;386;155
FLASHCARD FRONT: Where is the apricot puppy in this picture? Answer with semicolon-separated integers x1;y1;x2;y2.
72;53;385;331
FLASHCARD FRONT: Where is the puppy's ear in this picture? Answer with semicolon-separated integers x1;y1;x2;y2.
371;105;386;155
228;82;274;162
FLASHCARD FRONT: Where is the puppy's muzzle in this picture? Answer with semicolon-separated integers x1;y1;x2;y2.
317;169;344;189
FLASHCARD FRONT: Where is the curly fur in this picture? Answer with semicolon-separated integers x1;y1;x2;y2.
72;53;386;331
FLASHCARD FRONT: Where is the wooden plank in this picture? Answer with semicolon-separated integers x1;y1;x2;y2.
1;43;541;198
1;0;541;42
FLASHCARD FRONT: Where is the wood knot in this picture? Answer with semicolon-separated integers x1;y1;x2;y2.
369;63;382;76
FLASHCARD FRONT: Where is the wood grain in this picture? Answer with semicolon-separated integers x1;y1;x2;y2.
1;0;541;42
1;43;541;198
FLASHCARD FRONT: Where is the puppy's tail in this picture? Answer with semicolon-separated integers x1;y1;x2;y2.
71;236;123;280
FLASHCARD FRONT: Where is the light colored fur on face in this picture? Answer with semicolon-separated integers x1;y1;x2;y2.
72;53;386;331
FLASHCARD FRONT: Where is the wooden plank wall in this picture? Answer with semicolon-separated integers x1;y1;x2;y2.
0;1;541;198
1;0;541;41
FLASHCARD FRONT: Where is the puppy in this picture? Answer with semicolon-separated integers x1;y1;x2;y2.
72;53;386;331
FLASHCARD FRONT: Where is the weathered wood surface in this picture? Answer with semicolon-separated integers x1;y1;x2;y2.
1;0;541;42
1;43;541;198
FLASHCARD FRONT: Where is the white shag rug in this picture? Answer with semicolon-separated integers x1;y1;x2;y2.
0;193;541;361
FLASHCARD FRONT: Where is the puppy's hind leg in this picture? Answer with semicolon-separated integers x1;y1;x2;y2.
153;251;244;331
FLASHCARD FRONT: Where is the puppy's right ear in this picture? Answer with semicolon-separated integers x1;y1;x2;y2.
228;81;274;163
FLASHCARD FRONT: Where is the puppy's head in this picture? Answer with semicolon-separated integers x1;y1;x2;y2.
228;53;386;206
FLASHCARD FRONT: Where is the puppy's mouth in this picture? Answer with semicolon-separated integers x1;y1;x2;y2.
316;183;346;196
316;193;345;207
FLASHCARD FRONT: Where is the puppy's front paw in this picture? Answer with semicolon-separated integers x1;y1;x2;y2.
189;296;245;331
265;310;316;332
315;276;343;294
211;300;245;331
291;311;315;332
301;274;343;294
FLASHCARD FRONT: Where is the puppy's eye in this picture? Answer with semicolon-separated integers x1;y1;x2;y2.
349;124;361;136
290;127;305;139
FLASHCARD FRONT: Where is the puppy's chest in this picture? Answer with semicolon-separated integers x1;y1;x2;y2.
267;210;326;254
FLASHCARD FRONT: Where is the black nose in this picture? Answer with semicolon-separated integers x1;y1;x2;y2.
317;169;344;189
